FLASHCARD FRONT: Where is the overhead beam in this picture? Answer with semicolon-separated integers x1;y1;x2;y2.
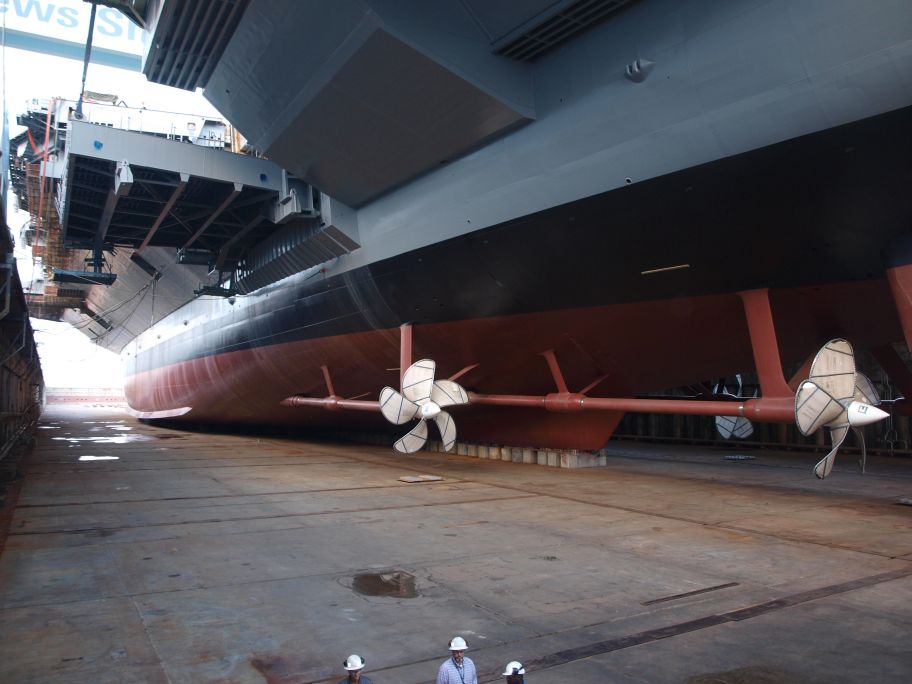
69;182;109;194
135;176;193;188
136;173;188;254
180;182;242;252
93;160;133;269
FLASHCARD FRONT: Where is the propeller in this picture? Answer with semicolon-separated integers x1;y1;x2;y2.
794;339;888;479
714;374;755;439
379;359;469;453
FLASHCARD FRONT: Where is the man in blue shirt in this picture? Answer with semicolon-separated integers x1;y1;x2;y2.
338;654;374;684
436;636;477;684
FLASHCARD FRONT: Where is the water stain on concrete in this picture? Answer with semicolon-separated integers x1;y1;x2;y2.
686;665;801;683
250;654;312;683
351;570;418;598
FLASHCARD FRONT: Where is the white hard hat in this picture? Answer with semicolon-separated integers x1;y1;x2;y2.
448;636;468;650
343;654;365;671
503;660;525;675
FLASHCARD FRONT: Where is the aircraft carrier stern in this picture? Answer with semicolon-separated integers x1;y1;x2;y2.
6;0;912;679
1;403;910;683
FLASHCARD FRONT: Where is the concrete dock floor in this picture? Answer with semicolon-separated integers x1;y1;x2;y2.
1;403;911;683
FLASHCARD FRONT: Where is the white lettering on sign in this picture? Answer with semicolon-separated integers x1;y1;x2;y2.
0;0;142;54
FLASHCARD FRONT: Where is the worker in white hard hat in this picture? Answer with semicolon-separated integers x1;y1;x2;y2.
502;660;525;683
338;654;374;684
436;636;477;684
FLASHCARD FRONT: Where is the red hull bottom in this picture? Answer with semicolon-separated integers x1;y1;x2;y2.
125;281;905;451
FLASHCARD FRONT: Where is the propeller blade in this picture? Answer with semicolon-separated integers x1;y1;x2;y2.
379;387;420;425
854;372;880;406
393;420;428;454
430;380;469;407
731;416;754;439
814;424;848;479
402;359;436;404
715;414;735;439
854;427;867;474
433;410;457;452
795;381;848;436
808;339;856;402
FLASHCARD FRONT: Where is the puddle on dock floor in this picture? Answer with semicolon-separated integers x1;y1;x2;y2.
351;571;418;598
53;435;153;445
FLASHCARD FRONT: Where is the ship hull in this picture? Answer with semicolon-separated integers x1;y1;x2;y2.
125;278;901;449
123;105;912;449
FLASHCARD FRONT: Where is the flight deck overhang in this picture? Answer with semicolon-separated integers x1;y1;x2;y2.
196;0;536;207
141;0;249;91
138;2;658;208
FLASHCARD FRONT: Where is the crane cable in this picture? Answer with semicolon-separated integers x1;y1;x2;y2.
76;3;98;120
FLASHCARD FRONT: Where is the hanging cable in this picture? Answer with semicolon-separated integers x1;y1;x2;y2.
76;2;98;120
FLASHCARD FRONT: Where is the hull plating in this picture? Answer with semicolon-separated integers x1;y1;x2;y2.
123;107;912;449
125;280;901;450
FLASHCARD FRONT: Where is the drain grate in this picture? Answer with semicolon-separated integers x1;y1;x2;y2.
642;582;739;606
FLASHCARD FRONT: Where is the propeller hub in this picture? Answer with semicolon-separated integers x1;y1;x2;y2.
420;402;441;419
846;401;889;427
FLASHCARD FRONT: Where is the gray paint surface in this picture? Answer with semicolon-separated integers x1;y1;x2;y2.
198;0;912;275
344;0;912;267
120;0;912;354
65;120;285;192
204;0;535;206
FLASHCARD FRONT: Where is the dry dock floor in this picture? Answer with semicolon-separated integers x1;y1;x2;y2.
1;403;911;683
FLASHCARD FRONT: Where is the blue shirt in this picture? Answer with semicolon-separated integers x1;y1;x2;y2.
337;677;373;684
437;656;477;684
